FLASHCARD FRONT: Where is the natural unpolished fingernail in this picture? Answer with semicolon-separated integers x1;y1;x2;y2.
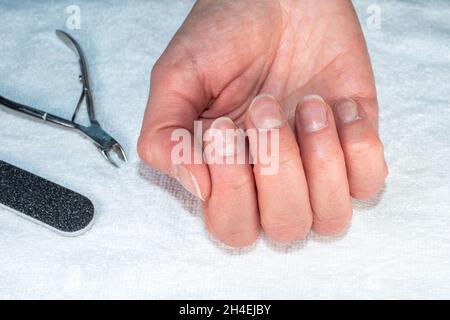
173;164;204;201
249;94;285;129
207;117;238;157
297;94;328;132
335;98;361;124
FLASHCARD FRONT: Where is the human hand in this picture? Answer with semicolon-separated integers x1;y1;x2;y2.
138;0;388;247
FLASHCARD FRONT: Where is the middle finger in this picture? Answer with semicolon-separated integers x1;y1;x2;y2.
245;94;313;242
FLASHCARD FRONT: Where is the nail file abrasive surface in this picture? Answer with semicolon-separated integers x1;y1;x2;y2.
0;160;94;236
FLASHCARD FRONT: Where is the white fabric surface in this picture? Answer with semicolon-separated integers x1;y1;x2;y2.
0;0;449;299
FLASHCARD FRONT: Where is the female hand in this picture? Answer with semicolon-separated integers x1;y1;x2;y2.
138;0;388;247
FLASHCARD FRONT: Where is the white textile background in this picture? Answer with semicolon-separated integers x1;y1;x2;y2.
0;0;449;299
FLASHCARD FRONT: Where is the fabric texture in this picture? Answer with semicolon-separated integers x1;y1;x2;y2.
0;0;449;299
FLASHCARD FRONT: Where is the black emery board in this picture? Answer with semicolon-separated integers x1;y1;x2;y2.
0;160;94;236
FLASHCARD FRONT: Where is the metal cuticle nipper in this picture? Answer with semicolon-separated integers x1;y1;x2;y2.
0;30;127;167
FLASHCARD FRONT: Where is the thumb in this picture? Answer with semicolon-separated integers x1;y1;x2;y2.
138;58;211;201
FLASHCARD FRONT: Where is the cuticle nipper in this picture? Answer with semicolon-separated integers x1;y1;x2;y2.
0;30;127;167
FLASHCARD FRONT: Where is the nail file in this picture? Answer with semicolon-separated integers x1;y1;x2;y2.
0;160;94;236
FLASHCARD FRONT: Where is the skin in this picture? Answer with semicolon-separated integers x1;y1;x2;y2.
138;0;388;247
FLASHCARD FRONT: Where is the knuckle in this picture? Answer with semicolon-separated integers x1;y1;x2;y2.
344;134;388;199
137;131;163;166
222;175;254;192
310;146;344;168
271;148;302;170
271;155;298;171
345;136;384;158
137;135;150;161
150;57;165;80
278;138;300;154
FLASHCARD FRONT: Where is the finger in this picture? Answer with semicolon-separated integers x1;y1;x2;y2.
203;117;260;247
296;95;352;235
137;57;211;201
245;94;313;242
333;98;388;199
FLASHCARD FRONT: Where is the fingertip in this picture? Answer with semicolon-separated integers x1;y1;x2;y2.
334;98;388;200
263;218;313;243
207;222;260;248
312;210;352;236
350;164;388;200
346;137;387;200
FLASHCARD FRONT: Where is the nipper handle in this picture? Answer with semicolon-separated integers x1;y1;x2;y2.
0;95;76;129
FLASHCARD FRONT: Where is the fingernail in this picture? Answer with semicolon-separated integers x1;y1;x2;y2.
207;117;238;157
297;95;328;132
249;94;285;129
335;98;361;124
173;164;204;201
